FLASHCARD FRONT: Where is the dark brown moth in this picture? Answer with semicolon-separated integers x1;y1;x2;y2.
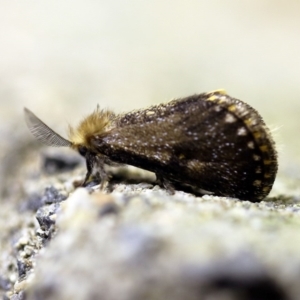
24;90;278;202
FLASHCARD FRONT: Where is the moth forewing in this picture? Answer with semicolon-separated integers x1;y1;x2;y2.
90;92;277;201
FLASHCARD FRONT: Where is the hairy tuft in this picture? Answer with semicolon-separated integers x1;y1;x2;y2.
68;107;116;148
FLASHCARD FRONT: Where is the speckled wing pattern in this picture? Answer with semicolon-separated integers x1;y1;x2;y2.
91;91;277;201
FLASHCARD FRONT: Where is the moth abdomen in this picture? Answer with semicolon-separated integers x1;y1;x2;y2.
24;90;278;202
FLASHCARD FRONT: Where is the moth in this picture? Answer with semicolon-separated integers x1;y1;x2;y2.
24;90;278;202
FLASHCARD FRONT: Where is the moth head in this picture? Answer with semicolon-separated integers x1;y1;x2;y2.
24;106;115;156
24;107;107;187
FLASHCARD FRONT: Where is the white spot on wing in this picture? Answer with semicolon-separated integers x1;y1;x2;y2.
237;127;247;136
225;113;236;123
247;141;255;149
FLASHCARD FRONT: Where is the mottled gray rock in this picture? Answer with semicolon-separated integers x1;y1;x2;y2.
41;149;83;175
15;187;295;300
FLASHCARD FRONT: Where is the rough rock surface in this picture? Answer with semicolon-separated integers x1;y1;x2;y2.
0;143;299;300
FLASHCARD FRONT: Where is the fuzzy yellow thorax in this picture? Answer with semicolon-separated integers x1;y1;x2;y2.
68;107;115;148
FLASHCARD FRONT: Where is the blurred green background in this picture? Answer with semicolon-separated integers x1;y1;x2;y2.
1;0;299;187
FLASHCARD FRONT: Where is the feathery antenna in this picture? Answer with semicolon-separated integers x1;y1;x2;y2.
24;108;72;147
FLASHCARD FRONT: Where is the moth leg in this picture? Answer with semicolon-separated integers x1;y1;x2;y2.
82;153;110;189
156;174;175;194
82;171;104;188
98;165;111;190
82;157;100;188
82;172;94;187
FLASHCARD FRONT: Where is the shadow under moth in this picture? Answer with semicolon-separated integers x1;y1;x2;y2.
24;90;278;202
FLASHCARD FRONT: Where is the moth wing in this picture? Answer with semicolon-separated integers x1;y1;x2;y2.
91;95;277;201
95;102;246;162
